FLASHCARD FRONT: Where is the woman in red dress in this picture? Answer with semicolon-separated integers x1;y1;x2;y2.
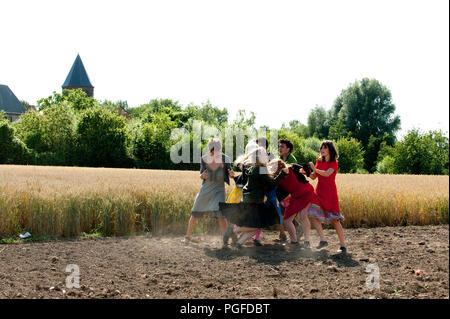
278;164;319;249
308;140;347;253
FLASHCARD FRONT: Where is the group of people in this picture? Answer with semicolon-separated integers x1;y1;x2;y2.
184;137;346;254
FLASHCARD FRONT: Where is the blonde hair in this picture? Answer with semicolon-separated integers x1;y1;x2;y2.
267;158;286;175
245;140;259;154
235;146;269;167
207;138;222;153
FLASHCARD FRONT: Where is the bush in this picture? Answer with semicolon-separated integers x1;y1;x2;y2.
14;105;78;165
335;138;365;173
301;137;322;153
76;107;132;167
0;118;31;164
132;113;177;169
356;168;369;174
392;129;449;175
296;145;319;164
376;155;395;174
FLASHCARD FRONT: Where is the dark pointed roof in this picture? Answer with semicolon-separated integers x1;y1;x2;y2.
0;84;26;115
62;54;93;88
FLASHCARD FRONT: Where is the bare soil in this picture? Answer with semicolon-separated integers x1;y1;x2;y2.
0;225;448;299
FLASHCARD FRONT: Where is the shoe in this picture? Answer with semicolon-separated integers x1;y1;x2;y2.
234;243;243;250
301;241;311;250
316;241;328;249
337;246;347;254
223;227;233;246
253;238;263;246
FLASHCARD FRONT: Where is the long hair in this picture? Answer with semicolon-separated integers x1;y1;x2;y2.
235;146;267;167
267;158;287;176
320;140;339;162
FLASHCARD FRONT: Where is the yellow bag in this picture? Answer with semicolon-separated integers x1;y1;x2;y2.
226;186;242;203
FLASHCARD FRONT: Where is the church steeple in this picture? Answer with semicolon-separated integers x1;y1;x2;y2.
62;54;94;97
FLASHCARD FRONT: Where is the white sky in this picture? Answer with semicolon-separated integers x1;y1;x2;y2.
1;0;448;138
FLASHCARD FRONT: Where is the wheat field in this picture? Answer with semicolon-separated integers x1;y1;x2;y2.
0;165;448;238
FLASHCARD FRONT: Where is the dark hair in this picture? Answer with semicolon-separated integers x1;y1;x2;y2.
320;140;338;162
256;137;269;149
279;138;293;153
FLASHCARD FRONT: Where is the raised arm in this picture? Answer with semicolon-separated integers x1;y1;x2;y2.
309;162;334;177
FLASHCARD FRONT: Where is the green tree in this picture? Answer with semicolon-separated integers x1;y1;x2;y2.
133;113;177;169
0;115;31;164
37;89;96;111
307;106;330;138
76;107;131;167
14;105;77;165
328;117;351;141
277;129;318;163
301;137;322;153
331;78;401;149
392;129;449;175
335;137;365;173
14;110;47;153
194;100;228;126
376;155;395;174
364;134;396;173
231;109;256;130
281;120;309;138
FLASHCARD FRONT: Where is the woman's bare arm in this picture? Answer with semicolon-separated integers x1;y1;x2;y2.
309;162;334;178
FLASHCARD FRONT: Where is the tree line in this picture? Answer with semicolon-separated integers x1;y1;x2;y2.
1;78;448;175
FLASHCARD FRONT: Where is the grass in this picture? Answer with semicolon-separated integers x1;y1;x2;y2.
0;165;448;239
82;232;103;238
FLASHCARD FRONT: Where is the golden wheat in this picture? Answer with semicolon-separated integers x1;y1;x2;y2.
0;165;448;237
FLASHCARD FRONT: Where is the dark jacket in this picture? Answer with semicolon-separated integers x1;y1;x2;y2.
234;163;249;188
243;166;287;203
200;154;232;185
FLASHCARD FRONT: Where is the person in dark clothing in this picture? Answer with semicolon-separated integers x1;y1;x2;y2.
220;146;288;248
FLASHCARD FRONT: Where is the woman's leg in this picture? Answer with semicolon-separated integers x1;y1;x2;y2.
253;229;262;240
186;216;198;239
310;217;326;242
237;229;259;245
332;219;346;247
299;205;311;242
277;223;287;241
235;226;260;233
284;215;297;243
217;217;227;235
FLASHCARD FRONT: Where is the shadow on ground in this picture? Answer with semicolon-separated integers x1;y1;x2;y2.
203;243;360;267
